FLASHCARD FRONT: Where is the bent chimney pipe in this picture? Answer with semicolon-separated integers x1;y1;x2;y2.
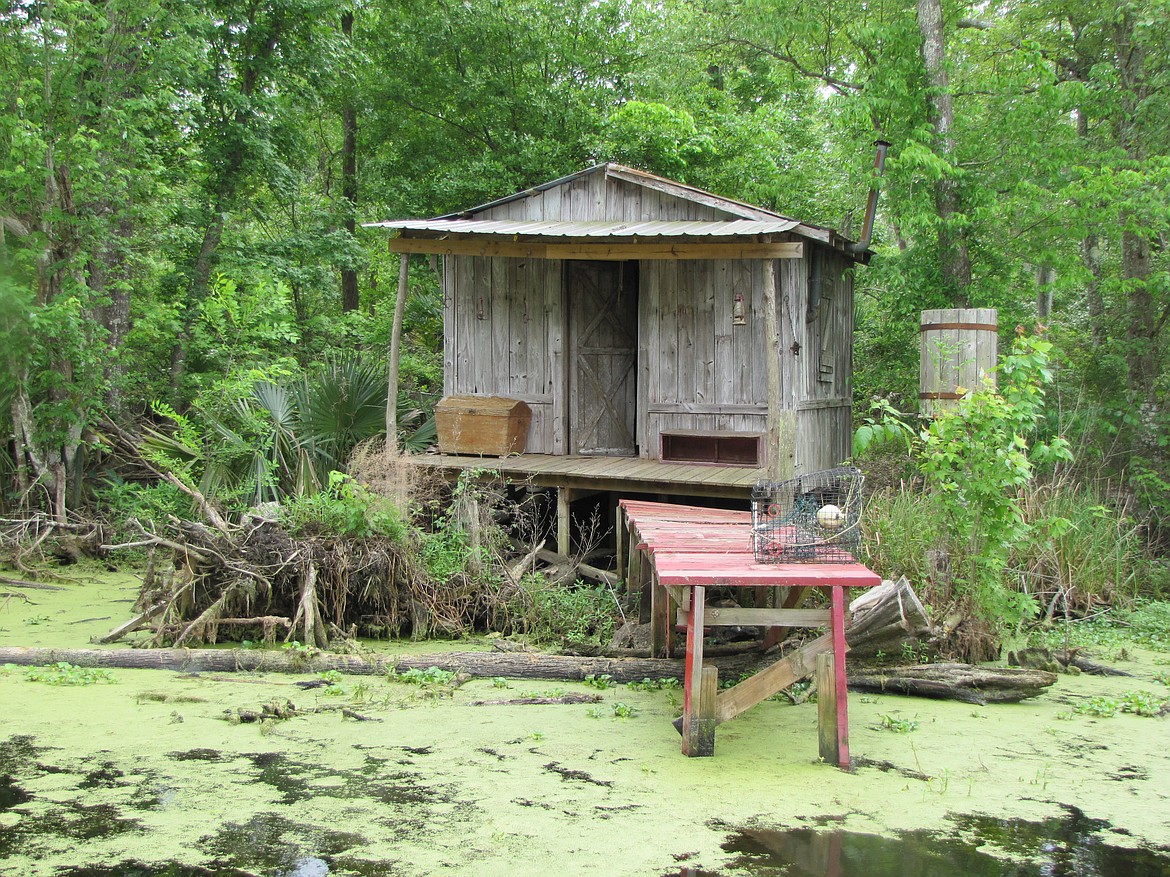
847;140;890;255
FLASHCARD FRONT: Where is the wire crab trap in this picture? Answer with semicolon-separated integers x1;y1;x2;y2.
751;467;865;563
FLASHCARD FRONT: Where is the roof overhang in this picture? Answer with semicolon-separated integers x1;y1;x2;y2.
363;218;806;261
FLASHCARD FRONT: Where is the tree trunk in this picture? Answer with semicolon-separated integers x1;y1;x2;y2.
90;215;134;414
1113;11;1159;404
917;0;972;304
0;645;699;682
340;10;359;313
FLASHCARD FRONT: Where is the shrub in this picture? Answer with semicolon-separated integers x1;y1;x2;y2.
281;471;407;540
917;333;1072;632
511;575;619;649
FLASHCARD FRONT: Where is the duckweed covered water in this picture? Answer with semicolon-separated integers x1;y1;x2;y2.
3;571;1170;876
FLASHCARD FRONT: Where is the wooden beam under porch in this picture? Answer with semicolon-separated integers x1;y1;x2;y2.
407;452;763;556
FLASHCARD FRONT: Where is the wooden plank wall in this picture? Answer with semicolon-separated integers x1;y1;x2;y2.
795;251;853;472
444;254;564;453
475;171;732;223
639;258;768;456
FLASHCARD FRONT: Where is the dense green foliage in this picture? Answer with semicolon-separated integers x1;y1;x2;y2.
0;1;1167;640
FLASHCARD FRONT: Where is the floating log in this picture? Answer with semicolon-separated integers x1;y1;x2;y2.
0;646;1057;704
847;662;1057;704
0;645;699;683
846;576;934;660
0;575;67;591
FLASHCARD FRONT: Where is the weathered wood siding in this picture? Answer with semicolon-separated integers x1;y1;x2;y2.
794;249;854;472
443;254;564;453
475;174;733;223
638;259;769;456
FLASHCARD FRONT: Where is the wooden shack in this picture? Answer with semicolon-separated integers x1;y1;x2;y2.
370;163;870;553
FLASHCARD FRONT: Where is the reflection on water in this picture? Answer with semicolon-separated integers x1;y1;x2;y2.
678;808;1170;877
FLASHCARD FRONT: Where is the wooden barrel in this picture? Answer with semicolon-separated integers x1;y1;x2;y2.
919;308;998;417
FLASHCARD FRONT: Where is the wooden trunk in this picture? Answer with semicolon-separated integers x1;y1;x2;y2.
436;395;532;456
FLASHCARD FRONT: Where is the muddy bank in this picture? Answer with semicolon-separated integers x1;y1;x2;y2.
1;570;1169;876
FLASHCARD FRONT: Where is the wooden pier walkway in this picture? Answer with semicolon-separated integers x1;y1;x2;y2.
618;499;880;767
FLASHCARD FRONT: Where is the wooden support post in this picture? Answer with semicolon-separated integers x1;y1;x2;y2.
763;258;783;482
650;569;670;657
557;487;572;556
615;504;625;596
830;585;851;768
682;585;714;756
816;651;839;766
637;551;651;625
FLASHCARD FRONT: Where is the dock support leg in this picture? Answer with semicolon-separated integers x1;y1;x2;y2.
635;551;651;624
556;487;572;556
816;651;839;765
682;586;715;757
650;569;670;656
615;505;625;598
829;586;850;769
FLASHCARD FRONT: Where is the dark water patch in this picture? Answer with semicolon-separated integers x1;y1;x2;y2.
80;761;127;789
0;800;142;858
952;807;1170;875
1107;765;1149;782
54;862;253;876
680;809;1170;877
168;748;226;762
326;856;403;876
130;777;179;812
0;774;32;810
242;751;447;808
246;751;314;804
197;812;365;873
0;734;41;774
543;761;613;787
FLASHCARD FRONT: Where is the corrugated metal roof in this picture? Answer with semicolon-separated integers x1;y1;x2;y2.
363;218;800;238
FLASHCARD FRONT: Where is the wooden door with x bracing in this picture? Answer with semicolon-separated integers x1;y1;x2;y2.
568;260;638;456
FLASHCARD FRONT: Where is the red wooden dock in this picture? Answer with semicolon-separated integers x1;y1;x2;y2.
618;499;881;767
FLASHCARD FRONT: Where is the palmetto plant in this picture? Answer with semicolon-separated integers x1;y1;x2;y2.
143;353;435;509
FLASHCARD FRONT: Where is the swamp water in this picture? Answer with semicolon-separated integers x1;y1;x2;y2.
2;572;1170;876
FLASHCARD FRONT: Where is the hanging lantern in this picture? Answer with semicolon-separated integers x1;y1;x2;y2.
732;292;747;326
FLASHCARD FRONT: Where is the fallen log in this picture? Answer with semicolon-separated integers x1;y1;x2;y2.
0;575;67;591
846;576;933;660
847;662;1057;704
0;645;705;683
0;646;1057;703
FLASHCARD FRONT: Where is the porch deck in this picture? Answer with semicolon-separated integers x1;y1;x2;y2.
408;453;764;554
409;452;763;498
